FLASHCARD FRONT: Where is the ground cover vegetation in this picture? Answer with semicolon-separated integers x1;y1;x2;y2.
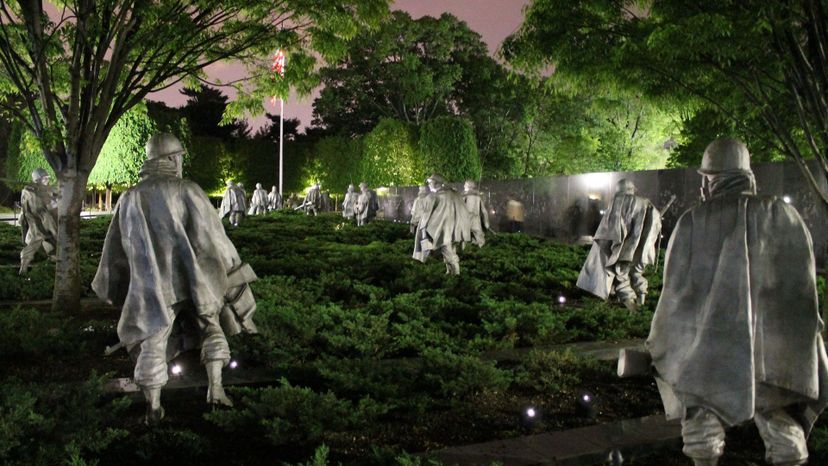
1;212;825;465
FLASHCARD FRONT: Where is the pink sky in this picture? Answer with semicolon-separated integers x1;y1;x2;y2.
147;0;531;131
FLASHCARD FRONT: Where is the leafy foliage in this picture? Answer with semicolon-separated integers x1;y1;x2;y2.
306;135;363;193
503;0;828;206
418;116;481;182
359;119;422;186
87;103;159;189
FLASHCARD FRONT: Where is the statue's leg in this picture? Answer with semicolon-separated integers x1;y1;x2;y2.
630;263;648;305
194;305;232;407
19;239;40;275
442;245;460;275
134;322;175;424
754;409;808;465
613;262;638;311
681;407;725;466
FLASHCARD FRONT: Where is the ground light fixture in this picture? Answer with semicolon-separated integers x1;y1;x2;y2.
576;390;597;418
557;295;566;305
521;405;541;430
229;360;239;369
782;195;792;204
170;364;183;376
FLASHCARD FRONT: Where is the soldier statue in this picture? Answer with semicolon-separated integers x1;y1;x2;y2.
18;168;58;275
576;179;661;311
647;138;828;466
93;133;258;424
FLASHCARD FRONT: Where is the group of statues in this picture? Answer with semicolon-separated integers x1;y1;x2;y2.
219;181;282;226
15;133;828;465
410;175;488;275
342;182;379;226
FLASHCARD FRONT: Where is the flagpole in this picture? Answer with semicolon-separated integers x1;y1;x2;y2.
279;97;284;196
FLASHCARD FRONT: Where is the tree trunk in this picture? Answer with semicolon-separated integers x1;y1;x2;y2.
97;188;103;211
105;183;113;212
52;169;88;313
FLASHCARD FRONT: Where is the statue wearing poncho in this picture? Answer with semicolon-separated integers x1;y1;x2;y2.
267;186;282;211
576;179;661;311
18;168;58;275
409;185;429;234
463;180;489;247
92;133;258;424
342;184;358;219
219;180;245;227
248;183;268;215
412;174;472;275
304;183;322;216
646;138;828;466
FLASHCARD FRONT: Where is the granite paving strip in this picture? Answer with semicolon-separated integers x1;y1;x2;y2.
426;414;682;466
484;339;646;362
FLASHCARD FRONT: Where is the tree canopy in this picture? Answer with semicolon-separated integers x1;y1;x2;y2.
0;0;389;311
503;0;828;206
311;11;492;135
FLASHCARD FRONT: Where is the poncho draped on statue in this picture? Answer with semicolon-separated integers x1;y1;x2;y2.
219;186;245;218
249;187;268;214
19;182;57;246
92;159;257;347
647;188;828;432
463;189;490;246
412;188;471;262
576;192;661;299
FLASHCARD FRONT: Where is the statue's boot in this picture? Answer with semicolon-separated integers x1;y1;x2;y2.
206;360;233;407
141;386;165;425
637;293;646;306
623;299;639;312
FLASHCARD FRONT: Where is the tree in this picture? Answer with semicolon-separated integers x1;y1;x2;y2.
418;116;481;182
0;0;388;312
255;113;301;144
306;135;363;193
87;103;158;210
503;0;828;207
360;118;420;186
181;85;248;140
311;11;490;135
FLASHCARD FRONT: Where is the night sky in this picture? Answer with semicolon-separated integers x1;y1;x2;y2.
146;0;532;131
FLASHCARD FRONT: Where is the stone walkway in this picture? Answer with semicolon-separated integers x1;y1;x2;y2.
426;414;681;466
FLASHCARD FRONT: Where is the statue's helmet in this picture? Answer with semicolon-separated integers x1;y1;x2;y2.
271;185;277;191
464;180;477;190
256;183;262;189
617;178;636;194
359;182;367;189
418;185;428;194
226;180;235;187
146;133;185;160
347;184;354;191
427;173;446;186
31;168;49;182
699;138;751;175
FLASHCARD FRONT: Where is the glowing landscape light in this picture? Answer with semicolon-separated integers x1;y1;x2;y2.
170;364;183;376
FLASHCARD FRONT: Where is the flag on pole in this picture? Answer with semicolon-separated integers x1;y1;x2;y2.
270;49;286;106
271;49;286;77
